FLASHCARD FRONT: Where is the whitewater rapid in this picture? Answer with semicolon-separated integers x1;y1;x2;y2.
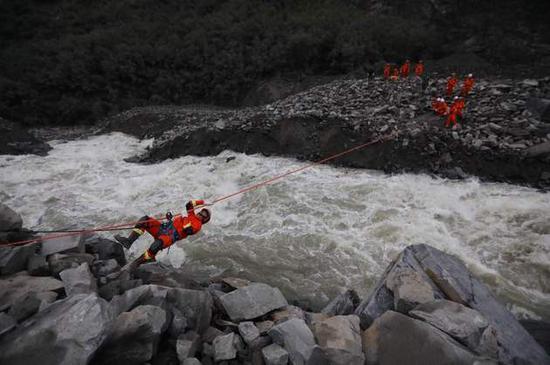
1;133;549;319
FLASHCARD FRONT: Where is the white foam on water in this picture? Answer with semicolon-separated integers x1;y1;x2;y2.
1;133;549;317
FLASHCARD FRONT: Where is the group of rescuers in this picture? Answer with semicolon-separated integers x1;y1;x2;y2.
115;199;211;270
384;60;475;127
116;62;477;269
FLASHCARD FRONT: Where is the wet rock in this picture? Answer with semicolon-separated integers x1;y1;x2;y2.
110;284;170;315
59;262;97;295
0;203;23;231
363;311;482;365
321;289;360;316
0;244;35;275
0;118;51;156
0;313;16;336
0;293;113;365
84;236;126;266
92;259;120;277
48;252;95;277
385;267;435;313
255;320;275;335
92;305;168;365
213;332;238;361
219;283;288;322
134;263;201;289
176;331;201;361
409;299;497;358
312;315;364;365
41;235;85;256
221;277;252;290
262;343;289;365
166;288;213;334
520;319;550;356
238;321;260;346
27;255;50;276
7;291;42;322
526;98;550;122
271;305;306;324
268;318;327;365
168;307;188;338
526;141;550;158
183;358;202;365
0;272;64;312
202;326;224;343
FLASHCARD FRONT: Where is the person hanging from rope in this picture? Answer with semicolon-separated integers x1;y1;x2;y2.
114;199;211;269
414;60;425;77
400;59;411;78
461;73;475;96
446;73;458;96
383;63;391;79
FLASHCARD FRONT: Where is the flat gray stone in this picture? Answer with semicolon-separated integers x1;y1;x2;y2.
238;321;260;345
312;315;364;365
176;331;201;361
219;283;288;322
321;289;360;316
0;203;23;231
268;318;326;365
0;272;64;312
385;267;435;312
182;358;202;365
41;235;84;256
213;332;238;361
0;313;16;336
0;244;35;275
262;343;289;365
59;262;97;296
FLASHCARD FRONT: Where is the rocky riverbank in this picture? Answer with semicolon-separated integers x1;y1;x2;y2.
1;203;549;365
97;75;550;189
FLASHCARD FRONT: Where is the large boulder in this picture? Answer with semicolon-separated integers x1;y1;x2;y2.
262;343;289;365
526;97;550;123
0;244;35;275
27;255;51;276
40;235;85;256
238;321;261;346
385;267;435;312
312;315;365;365
0;293;114;365
0;313;16;336
92;305;168;365
84;236;126;266
166;287;213;334
176;331;201;361
59;262;97;295
363;311;483;365
134;263;201;289
213;332;240;362
219;283;288;322
48;252;95;277
110;284;170;315
268;318;327;365
0;118;51;156
410;299;498;358
0;272;64;311
7;291;42;322
92;259;120;277
321;289;361;316
356;244;550;365
0;203;23;231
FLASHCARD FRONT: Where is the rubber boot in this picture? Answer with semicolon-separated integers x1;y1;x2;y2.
114;230;141;249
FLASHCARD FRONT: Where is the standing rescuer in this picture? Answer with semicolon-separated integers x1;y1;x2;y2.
383;63;391;79
461;73;475;96
400;60;411;78
115;199;211;269
446;73;458;96
414;60;424;77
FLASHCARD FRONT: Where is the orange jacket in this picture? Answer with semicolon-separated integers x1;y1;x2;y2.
384;64;391;79
446;76;458;95
400;61;410;77
414;63;424;76
173;199;205;239
461;77;475;95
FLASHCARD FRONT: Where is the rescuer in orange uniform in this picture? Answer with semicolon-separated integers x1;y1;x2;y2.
461;74;475;96
384;63;391;79
391;68;400;80
414;60;425;77
400;60;411;78
445;97;465;127
446;73;458;96
115;199;211;268
432;97;449;116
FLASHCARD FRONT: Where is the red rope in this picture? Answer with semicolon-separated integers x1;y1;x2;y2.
1;132;395;247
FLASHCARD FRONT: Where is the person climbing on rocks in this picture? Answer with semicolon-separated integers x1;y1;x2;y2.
414;60;425;77
461;73;475;96
446;73;458;96
400;60;411;78
383;63;391;79
445;96;464;127
115;199;211;270
432;97;449;116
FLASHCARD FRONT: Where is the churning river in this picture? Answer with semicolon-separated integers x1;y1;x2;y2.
1;133;549;320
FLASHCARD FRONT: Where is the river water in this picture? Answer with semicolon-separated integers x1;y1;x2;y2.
1;133;549;319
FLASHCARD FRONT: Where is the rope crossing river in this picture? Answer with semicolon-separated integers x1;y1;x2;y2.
1;132;397;247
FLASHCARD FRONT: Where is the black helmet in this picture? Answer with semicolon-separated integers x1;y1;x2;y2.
198;208;211;224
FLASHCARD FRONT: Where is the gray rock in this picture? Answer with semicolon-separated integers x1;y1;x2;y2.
176;331;201;361
84;236;126;266
526;97;550;122
0;313;16;336
93;259;120;277
183;358;202;365
7;291;42;322
526;141;550;158
321;289;360;316
213;332;238;361
363;311;483;365
409;299;494;356
92;305;167;365
0;203;23;231
271;305;306;324
202;326;225;343
36;291;58;311
522;79;539;87
48;252;95;277
239;321;261;346
385;267;435;312
0;293;113;365
0;244;35;275
312;315;364;365
40;235;84;256
409;244;550;365
0;272;64;312
110;284;170;315
168;307;188;338
166;288;213;334
262;343;289;365
27;255;50;276
255;320;274;335
59;262;97;296
134;263;201;289
268;318;326;365
220;283;288;322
